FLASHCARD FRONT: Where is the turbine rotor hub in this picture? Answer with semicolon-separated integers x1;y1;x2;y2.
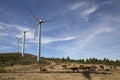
38;20;43;24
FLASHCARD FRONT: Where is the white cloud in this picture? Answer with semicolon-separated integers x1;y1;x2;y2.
69;2;85;10
52;26;112;57
0;22;34;46
81;4;98;21
0;22;7;30
0;46;11;51
0;22;77;47
0;32;8;36
42;36;77;44
0;23;34;39
67;1;98;21
0;26;4;30
100;1;111;5
51;1;98;22
14;25;30;32
29;36;77;44
0;22;10;28
0;23;10;37
0;8;23;21
79;27;111;48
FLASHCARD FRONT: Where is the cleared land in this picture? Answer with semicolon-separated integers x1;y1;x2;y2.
0;53;120;80
0;64;120;80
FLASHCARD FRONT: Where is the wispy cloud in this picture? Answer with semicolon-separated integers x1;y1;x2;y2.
0;22;11;37
52;26;112;58
0;22;77;47
29;36;77;44
69;2;85;10
0;8;23;21
52;11;120;59
12;25;77;44
0;0;120;60
78;27;111;48
0;32;8;36
0;25;4;30
0;46;11;51
42;36;77;44
100;1;111;5
67;1;98;21
81;4;98;21
0;22;33;47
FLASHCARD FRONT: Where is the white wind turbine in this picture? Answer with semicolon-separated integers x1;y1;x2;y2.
15;36;22;53
27;8;52;62
22;31;28;57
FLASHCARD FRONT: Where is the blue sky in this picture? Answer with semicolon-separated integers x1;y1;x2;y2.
0;0;120;60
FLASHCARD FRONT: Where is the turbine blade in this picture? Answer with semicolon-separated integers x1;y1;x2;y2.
34;24;39;40
43;20;53;23
27;7;39;21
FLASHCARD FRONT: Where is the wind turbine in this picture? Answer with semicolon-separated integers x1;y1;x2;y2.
27;8;52;62
15;36;22;53
22;31;28;57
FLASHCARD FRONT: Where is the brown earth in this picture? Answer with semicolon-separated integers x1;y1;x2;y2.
0;62;120;80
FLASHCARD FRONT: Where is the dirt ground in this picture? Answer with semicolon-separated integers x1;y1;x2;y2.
0;63;120;80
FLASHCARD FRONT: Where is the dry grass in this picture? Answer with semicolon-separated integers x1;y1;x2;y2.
0;63;120;80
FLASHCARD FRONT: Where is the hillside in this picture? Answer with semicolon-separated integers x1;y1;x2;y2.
0;52;49;67
0;53;35;66
0;52;120;67
0;53;120;80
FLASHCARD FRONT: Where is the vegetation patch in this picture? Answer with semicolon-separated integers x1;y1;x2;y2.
0;53;120;67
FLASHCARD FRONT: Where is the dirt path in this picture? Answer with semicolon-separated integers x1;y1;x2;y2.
0;71;119;80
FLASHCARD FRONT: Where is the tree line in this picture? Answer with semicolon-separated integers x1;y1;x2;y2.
47;57;120;66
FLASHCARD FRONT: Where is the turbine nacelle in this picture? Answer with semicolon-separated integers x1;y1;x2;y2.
38;19;43;24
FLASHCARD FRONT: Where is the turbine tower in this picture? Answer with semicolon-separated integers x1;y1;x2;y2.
15;36;21;53
27;8;51;62
22;31;28;57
